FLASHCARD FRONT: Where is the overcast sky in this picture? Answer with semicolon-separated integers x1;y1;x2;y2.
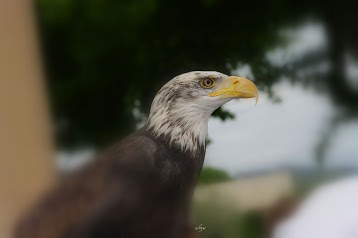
205;81;335;174
206;21;358;174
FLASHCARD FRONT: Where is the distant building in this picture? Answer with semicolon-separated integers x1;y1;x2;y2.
194;170;294;212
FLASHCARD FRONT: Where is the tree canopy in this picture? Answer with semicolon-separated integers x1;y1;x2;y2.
36;0;358;151
197;167;231;185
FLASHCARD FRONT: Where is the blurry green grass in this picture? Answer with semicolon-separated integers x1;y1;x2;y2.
194;167;265;238
193;195;265;238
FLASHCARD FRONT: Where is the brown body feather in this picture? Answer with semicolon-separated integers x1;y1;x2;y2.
15;127;205;238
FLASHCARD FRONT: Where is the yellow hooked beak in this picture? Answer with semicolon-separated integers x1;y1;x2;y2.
208;76;259;104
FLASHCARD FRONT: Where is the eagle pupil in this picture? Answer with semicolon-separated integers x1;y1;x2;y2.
203;78;214;87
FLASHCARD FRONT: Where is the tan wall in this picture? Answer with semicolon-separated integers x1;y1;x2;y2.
0;1;55;237
194;171;294;212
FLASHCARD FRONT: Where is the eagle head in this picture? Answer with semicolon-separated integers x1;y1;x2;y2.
147;71;258;153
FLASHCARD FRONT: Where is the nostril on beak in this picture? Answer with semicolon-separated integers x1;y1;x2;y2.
233;79;239;85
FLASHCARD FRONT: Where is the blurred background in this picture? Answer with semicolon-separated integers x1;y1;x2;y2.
0;0;358;237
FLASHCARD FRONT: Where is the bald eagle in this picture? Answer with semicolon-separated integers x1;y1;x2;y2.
15;71;258;238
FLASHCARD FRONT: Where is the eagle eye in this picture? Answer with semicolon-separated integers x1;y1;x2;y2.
200;78;215;89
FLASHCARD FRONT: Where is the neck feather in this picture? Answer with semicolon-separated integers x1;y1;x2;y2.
146;106;210;154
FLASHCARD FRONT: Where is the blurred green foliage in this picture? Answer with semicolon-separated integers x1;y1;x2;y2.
35;0;358;157
35;0;284;149
198;167;231;185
